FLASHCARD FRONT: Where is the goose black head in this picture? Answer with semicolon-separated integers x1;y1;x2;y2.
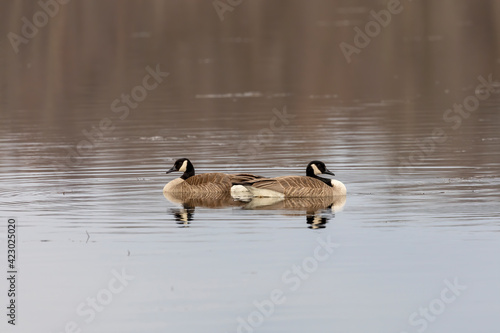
166;158;195;179
306;160;335;177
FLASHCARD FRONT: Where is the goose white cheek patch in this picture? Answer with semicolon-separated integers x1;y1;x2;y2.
311;164;321;175
179;160;188;172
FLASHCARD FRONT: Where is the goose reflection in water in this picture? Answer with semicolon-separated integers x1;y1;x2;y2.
169;206;195;226
241;196;346;229
164;191;346;229
164;191;247;227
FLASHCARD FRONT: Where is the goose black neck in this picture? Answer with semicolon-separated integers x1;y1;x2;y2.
181;163;195;180
312;175;333;187
306;166;316;177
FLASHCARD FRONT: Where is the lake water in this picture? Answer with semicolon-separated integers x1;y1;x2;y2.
1;1;500;332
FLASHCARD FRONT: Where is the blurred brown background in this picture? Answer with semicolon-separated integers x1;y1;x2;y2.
2;0;500;112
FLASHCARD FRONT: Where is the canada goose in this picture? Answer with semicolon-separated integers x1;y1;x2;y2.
237;160;347;197
163;158;263;194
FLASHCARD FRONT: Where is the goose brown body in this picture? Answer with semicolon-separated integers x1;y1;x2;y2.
239;161;347;198
164;189;248;208
243;176;346;197
164;173;262;193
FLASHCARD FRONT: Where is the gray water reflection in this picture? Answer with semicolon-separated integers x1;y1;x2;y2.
1;1;500;333
164;193;346;229
242;196;347;229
